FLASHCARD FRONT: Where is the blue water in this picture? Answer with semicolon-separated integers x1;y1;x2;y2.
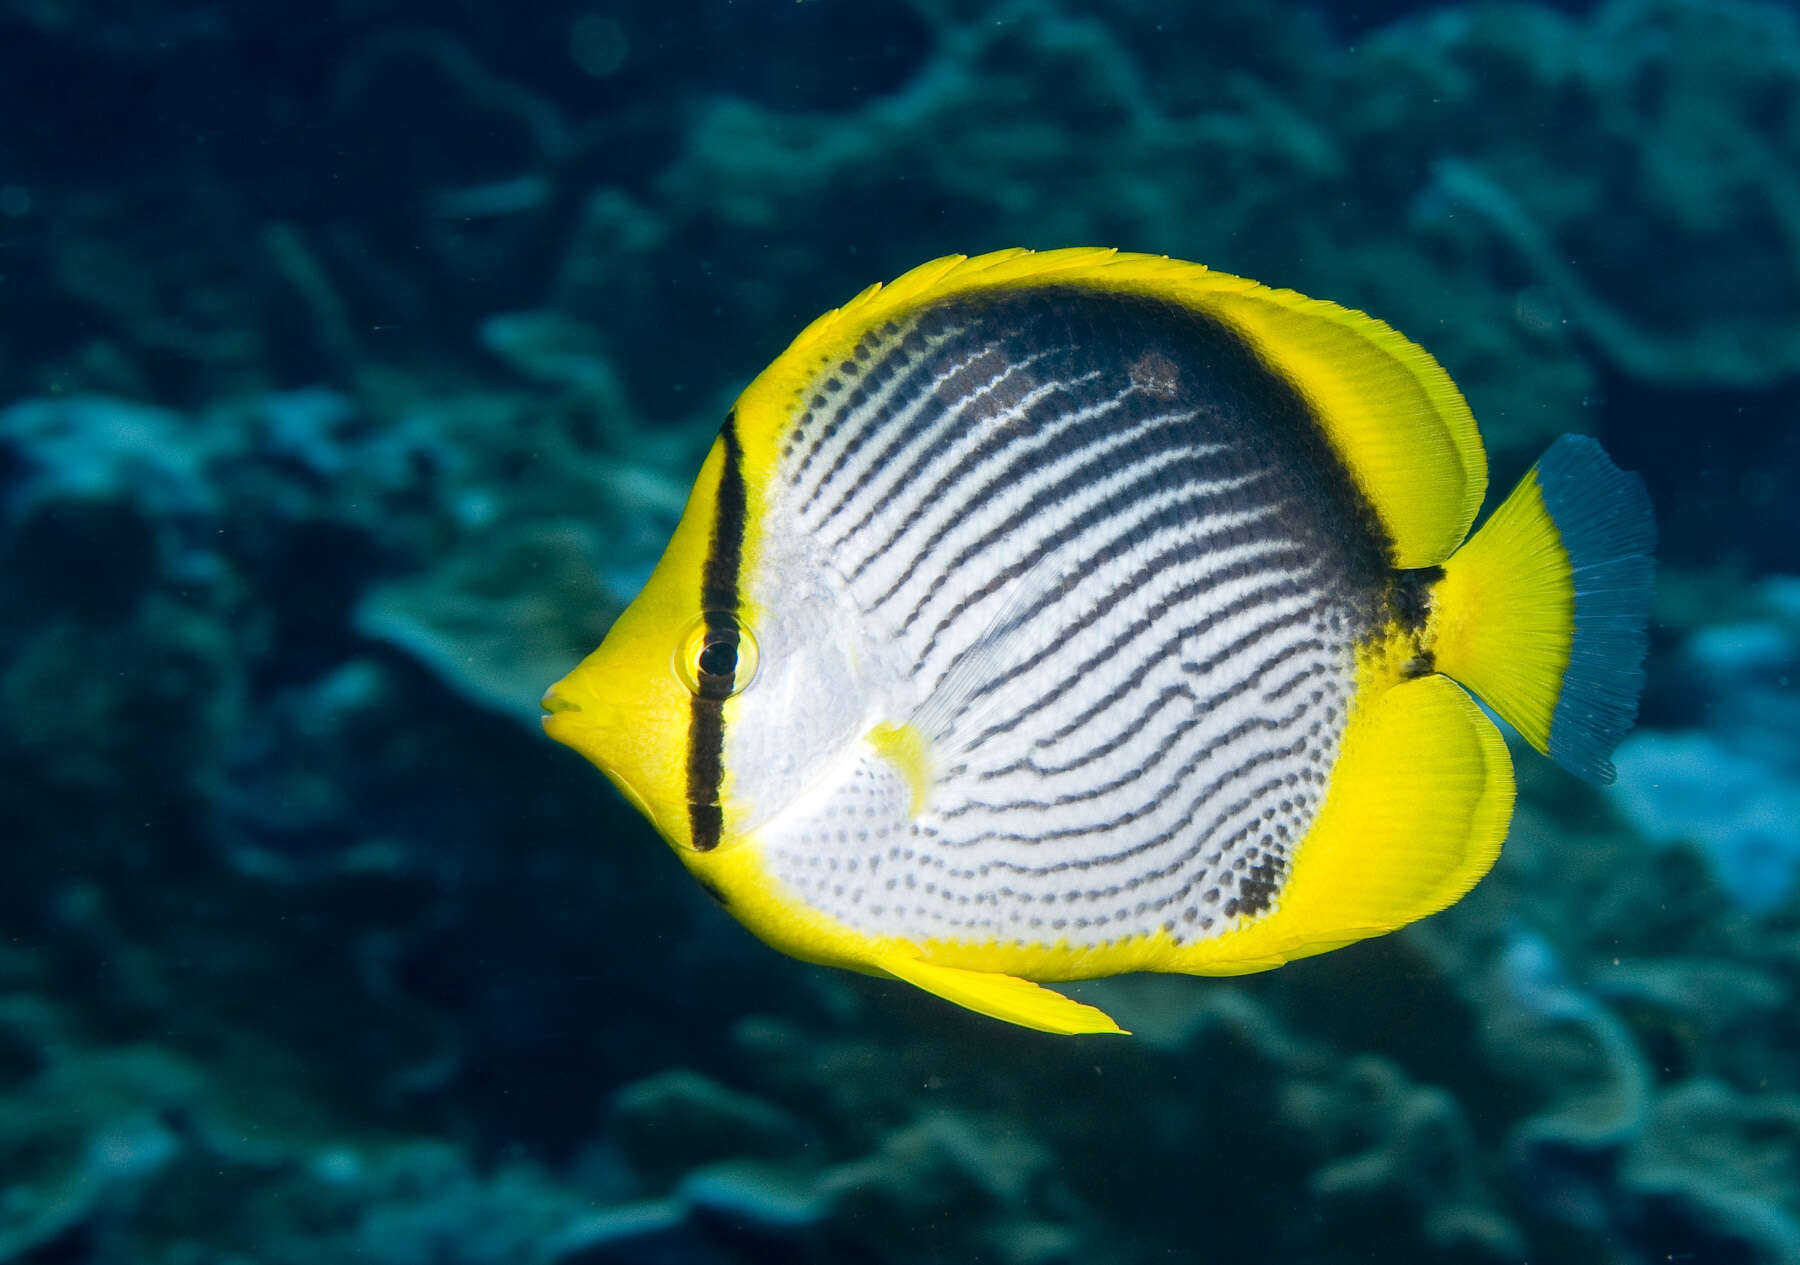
3;1;1797;1261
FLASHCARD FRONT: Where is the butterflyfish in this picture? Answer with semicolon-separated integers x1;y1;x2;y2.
543;249;1654;1036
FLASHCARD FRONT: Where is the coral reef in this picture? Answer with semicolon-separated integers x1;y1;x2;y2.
1610;577;1800;912
4;0;1799;1261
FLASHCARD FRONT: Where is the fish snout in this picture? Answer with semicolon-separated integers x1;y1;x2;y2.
539;673;680;846
539;680;585;743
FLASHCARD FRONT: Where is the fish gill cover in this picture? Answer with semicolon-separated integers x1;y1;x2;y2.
0;0;1797;1262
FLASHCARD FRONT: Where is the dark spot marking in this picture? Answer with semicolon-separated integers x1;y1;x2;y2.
1391;564;1444;631
1128;349;1182;399
1234;853;1287;917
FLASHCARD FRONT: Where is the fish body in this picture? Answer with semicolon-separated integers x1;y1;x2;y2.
543;249;1654;1035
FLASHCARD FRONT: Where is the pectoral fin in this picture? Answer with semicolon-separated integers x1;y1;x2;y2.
876;954;1127;1035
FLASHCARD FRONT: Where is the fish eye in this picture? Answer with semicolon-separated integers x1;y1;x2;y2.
676;613;759;699
698;639;736;677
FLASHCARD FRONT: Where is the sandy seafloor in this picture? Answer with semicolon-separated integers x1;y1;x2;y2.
3;0;1800;1261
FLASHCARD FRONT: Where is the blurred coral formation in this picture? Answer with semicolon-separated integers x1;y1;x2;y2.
2;0;1798;1261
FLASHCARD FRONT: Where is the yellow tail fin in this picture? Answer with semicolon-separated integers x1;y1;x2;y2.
1430;435;1654;783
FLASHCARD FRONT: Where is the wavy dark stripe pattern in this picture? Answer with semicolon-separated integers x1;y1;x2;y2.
754;287;1392;947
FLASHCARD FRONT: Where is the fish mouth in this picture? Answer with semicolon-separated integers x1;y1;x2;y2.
539;684;585;749
540;684;581;717
539;682;671;840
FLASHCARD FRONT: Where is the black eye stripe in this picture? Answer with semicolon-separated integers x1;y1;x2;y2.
688;414;746;851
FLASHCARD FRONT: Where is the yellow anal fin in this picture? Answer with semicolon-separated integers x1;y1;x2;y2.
876;954;1127;1036
1178;672;1514;973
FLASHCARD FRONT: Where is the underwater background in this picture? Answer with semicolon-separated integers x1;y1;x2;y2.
3;0;1799;1261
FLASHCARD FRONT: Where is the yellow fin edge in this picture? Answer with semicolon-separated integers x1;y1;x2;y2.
732;248;1484;567
682;667;1512;1032
1168;672;1514;972
876;954;1128;1036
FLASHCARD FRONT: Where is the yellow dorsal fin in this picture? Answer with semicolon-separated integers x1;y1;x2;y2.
735;249;1485;567
1182;281;1486;567
876;954;1127;1035
1175;671;1515;974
